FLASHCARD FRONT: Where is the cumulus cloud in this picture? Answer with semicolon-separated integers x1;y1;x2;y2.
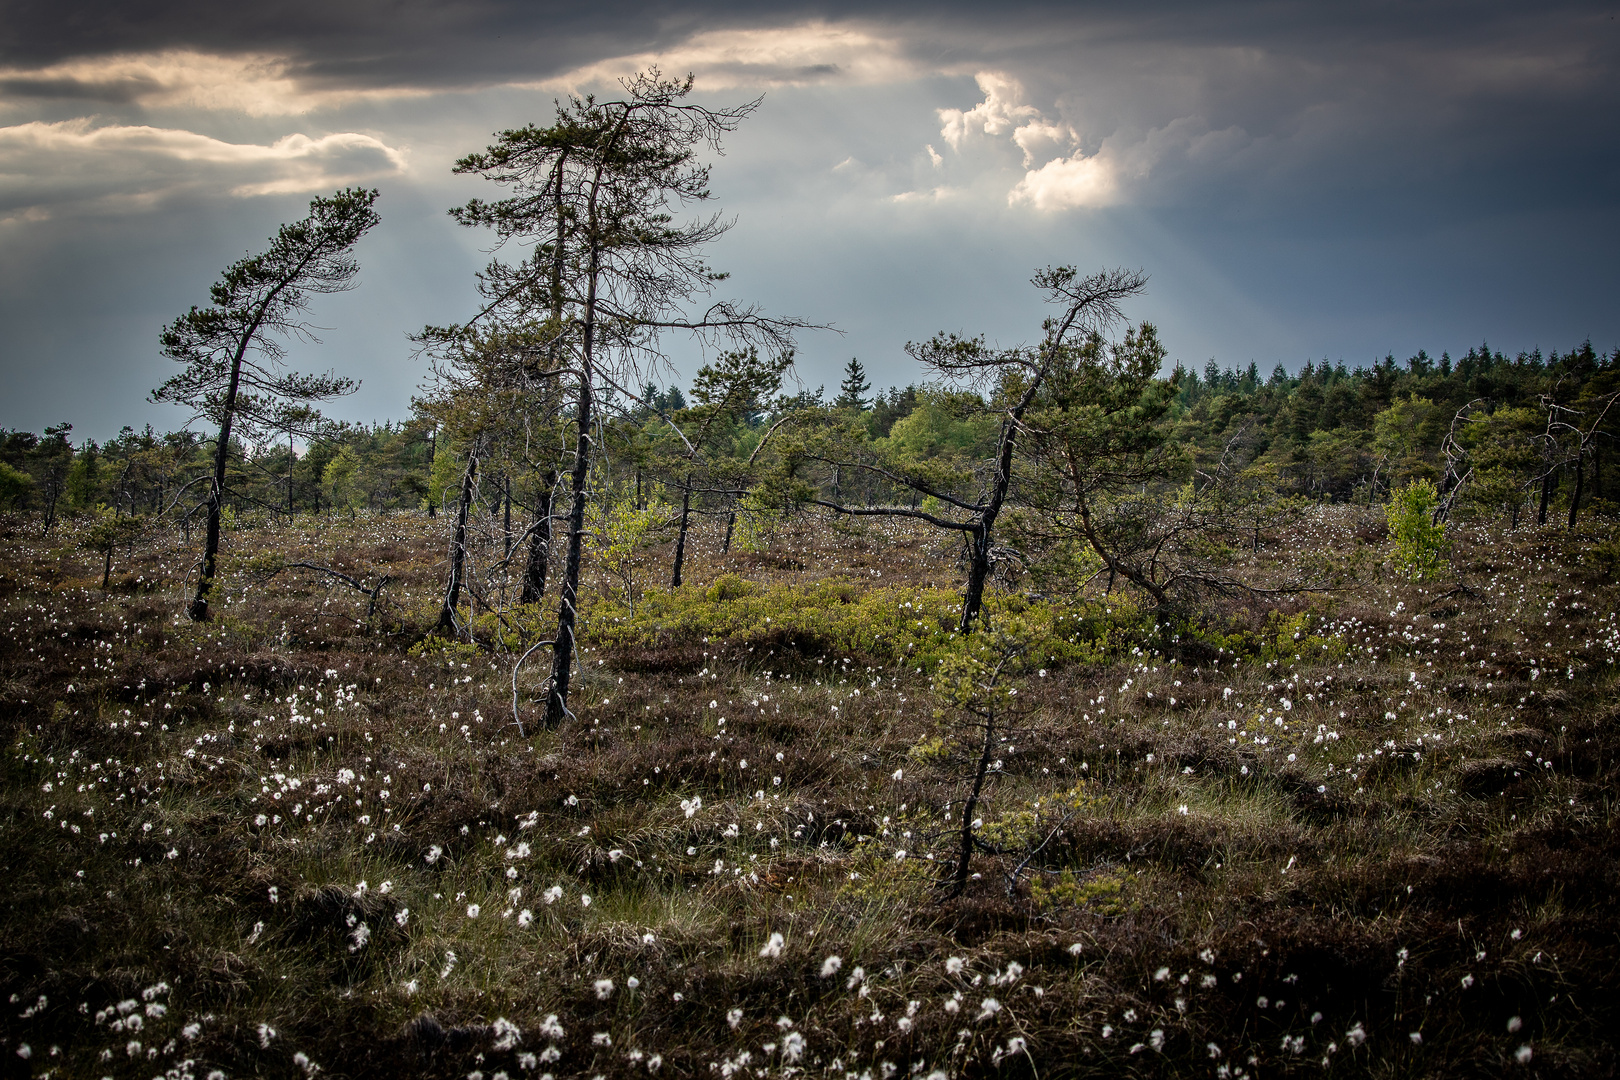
537;22;920;92
0;50;433;115
937;72;1041;150
0;119;407;221
936;71;1255;210
1009;151;1120;210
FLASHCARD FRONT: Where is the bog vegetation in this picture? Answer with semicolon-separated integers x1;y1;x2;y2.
3;72;1620;1080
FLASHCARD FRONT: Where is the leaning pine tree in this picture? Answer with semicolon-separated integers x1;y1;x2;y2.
152;188;381;620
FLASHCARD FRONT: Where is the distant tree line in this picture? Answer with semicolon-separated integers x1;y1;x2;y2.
5;338;1616;545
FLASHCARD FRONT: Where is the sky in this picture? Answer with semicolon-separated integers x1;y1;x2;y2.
1;1;1617;441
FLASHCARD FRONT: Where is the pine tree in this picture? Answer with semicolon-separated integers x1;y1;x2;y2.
441;71;806;727
153;188;380;620
836;357;871;410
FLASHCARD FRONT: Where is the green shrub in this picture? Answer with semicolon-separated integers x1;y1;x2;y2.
589;492;673;613
1029;868;1130;915
588;581;1151;672
730;493;779;553
1388;479;1447;580
0;461;34;508
408;637;484;662
704;572;761;602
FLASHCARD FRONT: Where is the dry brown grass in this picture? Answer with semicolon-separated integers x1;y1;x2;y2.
1;507;1617;1078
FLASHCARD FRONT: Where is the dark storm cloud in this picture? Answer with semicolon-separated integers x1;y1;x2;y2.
2;1;1613;95
0;74;154;101
1;1;1617;439
3;0;1613;215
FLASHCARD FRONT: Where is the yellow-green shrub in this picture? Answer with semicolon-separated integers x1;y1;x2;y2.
587;581;1151;672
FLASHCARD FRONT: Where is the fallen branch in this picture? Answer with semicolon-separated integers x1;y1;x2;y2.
279;562;393;619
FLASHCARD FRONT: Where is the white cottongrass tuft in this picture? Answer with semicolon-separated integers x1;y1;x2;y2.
594;979;615;1000
759;932;785;958
945;956;965;974
543;886;563;904
488;1017;522;1051
976;998;1001;1021
727;1008;744;1029
820;956;843;978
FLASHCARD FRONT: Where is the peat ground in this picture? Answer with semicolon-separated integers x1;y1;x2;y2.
1;507;1617;1079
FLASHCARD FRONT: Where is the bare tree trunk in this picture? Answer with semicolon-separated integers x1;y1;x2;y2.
671;471;695;587
960;524;993;632
435;452;478;635
426;428;437;519
952;706;996;897
190;353;246;621
504;475;513;559
1538;463;1555;525
546;373;592;728
958;403;1030;633
521;471;555;603
722;509;736;553
1568;448;1585;529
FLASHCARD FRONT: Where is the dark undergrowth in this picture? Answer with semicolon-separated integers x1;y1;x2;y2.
1;508;1617;1079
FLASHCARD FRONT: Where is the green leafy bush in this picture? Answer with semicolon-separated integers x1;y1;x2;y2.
1388;479;1447;580
589;492;674;613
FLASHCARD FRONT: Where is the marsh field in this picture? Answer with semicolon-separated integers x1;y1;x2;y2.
2;507;1618;1079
